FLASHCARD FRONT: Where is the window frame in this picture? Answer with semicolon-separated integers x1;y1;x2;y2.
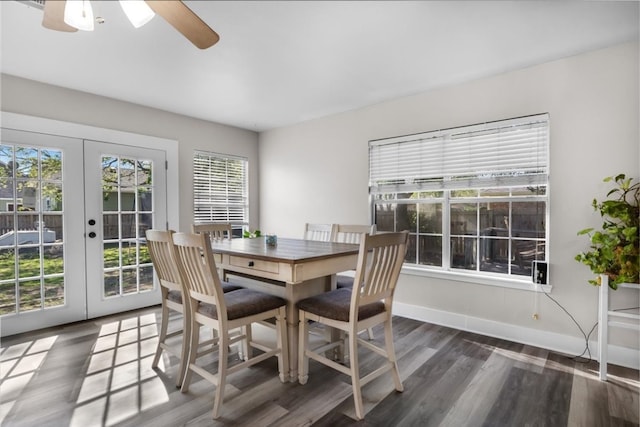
369;114;550;290
192;150;249;236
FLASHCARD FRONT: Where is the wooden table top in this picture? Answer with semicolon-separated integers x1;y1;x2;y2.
211;237;360;264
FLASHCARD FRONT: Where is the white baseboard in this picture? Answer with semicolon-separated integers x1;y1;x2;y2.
393;301;639;371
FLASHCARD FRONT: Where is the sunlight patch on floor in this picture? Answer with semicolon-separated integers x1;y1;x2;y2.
70;312;169;427
0;335;58;424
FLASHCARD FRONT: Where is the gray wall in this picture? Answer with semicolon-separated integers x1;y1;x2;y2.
0;74;260;234
259;42;640;362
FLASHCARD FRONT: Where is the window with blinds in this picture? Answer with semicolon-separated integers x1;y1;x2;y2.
193;151;248;232
370;114;549;282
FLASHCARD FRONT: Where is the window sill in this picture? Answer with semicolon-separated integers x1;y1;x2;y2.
400;265;553;293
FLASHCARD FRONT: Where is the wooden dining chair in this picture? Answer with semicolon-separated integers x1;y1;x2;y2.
172;232;289;419
192;222;234;280
191;222;234;241
145;229;191;387
334;223;377;288
334;224;377;244
303;223;337;242
333;224;378;339
146;229;242;388
297;231;409;420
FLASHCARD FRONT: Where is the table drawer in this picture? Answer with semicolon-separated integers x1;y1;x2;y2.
229;256;280;274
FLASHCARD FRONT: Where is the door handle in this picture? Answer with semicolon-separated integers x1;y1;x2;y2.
88;232;97;238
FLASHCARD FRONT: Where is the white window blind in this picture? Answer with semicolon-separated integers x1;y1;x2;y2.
370;114;549;194
193;151;248;226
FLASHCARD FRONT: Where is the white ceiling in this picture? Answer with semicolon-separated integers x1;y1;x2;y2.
1;1;638;132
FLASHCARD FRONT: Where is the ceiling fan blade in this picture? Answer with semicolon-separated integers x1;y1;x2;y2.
42;0;78;32
145;1;219;49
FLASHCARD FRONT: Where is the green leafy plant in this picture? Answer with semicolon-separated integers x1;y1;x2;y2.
243;229;261;238
575;174;639;289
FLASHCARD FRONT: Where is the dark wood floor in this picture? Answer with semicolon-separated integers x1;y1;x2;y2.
1;306;638;427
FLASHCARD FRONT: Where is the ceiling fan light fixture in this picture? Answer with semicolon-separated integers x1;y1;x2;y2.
64;0;95;31
119;0;155;28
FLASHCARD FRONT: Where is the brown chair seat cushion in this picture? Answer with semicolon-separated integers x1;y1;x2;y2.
167;290;183;303
168;281;241;304
221;282;243;293
336;275;354;289
198;289;286;321
297;288;385;322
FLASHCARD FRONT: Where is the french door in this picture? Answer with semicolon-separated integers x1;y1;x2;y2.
0;130;167;336
84;140;166;318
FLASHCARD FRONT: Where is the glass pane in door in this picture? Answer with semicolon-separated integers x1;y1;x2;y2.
0;144;65;315
99;155;154;298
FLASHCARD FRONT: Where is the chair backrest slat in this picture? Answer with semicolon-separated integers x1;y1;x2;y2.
192;223;233;243
352;231;408;310
146;229;182;292
304;223;337;242
173;232;227;314
334;224;376;244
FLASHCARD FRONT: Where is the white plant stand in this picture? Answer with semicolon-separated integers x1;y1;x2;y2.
598;274;640;380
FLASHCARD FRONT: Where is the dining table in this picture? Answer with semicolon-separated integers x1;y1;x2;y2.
210;236;360;382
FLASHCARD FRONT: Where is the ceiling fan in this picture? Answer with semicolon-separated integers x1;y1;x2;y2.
36;0;219;49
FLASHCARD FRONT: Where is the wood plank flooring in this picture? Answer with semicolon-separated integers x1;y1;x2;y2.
1;306;638;427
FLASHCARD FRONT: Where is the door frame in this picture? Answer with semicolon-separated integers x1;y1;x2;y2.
1;112;179;335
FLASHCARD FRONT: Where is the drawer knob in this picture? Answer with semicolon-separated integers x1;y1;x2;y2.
248;261;254;267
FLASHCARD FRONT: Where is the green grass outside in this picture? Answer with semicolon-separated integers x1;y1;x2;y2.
0;245;151;315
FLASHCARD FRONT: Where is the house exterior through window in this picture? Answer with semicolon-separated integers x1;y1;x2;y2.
193;151;248;236
369;114;549;282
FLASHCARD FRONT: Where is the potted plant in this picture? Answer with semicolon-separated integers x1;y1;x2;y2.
575;174;639;289
243;229;261;238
